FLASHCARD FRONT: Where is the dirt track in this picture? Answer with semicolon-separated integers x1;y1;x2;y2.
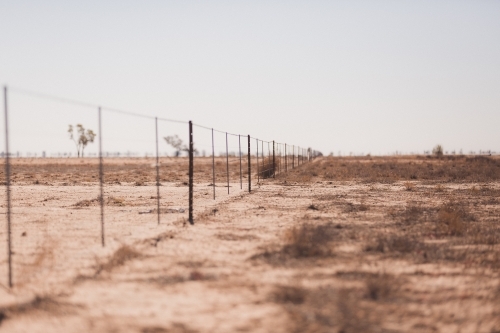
0;156;500;332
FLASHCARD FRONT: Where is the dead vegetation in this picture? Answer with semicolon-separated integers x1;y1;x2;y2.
94;245;141;275
282;223;337;258
271;283;390;333
259;156;280;179
141;323;198;333
252;222;339;265
0;295;81;324
73;196;127;207
282;155;500;183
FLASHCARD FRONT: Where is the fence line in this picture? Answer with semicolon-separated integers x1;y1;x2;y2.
2;85;320;288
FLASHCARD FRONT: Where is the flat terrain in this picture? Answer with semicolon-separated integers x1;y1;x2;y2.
0;155;499;333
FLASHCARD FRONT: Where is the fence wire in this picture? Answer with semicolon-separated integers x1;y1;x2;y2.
0;86;319;288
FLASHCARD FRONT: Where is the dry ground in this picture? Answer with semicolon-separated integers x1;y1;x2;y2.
0;155;499;333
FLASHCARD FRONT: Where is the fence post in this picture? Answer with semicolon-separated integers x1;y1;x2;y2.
226;132;229;195
155;117;160;225
268;142;270;176
272;141;275;178
285;144;287;173
247;135;251;192
212;128;215;200
188;121;194;225
98;107;105;247
239;135;242;189
4;86;12;288
256;139;259;183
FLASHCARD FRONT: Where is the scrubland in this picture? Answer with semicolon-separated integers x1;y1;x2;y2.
0;155;499;333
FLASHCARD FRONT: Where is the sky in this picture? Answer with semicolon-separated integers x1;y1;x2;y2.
0;0;499;156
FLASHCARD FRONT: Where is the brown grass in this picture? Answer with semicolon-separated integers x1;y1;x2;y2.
289;155;500;183
403;181;415;191
343;202;369;213
388;203;430;224
436;201;474;236
271;285;306;305
271;285;383;333
259;156;281;179
0;295;81;323
365;274;399;301
95;245;141;275
74;196;127;207
365;235;421;254
282;223;337;258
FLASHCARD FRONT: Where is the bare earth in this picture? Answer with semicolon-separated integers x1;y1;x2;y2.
0;156;499;333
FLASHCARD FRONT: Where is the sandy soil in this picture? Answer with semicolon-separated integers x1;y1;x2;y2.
0;156;499;333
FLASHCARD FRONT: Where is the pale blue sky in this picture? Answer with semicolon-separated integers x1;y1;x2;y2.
0;1;499;156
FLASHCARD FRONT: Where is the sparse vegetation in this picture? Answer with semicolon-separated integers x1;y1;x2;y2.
68;124;96;157
432;144;444;158
259;156;280;179
282;223;337;258
403;181;415;191
435;201;474;236
95;245;141;275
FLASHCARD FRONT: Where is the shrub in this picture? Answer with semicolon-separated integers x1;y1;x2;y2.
283;223;336;257
432;145;444;158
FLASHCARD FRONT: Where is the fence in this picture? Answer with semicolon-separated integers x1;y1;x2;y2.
1;86;320;288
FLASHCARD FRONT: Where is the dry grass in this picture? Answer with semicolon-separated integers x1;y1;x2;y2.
287;155;500;183
343;202;369;213
0;295;81;323
95;245;141;275
141;323;198;333
365;274;400;301
271;285;306;305
259;156;281;179
282;223;337;258
435;184;445;192
365;235;422;254
388;203;430;224
435;201;474;236
403;181;415;191
74;196;127;207
271;285;385;333
251;222;339;265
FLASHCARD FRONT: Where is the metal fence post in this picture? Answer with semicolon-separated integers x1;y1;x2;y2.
268;142;270;176
188;121;194;225
239;135;242;189
226;132;229;195
4;86;12;288
211;128;215;200
247;135;251;192
256;139;259;183
98;107;105;247
155;117;160;225
285;144;287;173
272;140;275;178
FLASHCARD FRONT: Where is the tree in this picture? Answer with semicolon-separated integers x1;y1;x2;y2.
432;144;444;158
68;124;96;157
164;135;197;157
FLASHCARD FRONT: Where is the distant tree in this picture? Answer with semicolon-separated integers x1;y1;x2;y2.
164;135;198;157
432;144;444;158
68;124;96;157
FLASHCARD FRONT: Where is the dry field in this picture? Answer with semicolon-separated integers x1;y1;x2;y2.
0;155;499;333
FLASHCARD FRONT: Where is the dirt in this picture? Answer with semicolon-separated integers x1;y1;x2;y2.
0;156;499;333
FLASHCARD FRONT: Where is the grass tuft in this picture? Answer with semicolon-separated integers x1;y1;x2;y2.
282;223;336;258
95;245;141;275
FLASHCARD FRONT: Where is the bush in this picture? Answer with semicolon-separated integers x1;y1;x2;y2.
432;145;444;158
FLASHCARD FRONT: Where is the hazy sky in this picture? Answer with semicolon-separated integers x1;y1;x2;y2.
1;1;499;156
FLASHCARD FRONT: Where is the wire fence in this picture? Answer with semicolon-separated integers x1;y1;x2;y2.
0;86;320;288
